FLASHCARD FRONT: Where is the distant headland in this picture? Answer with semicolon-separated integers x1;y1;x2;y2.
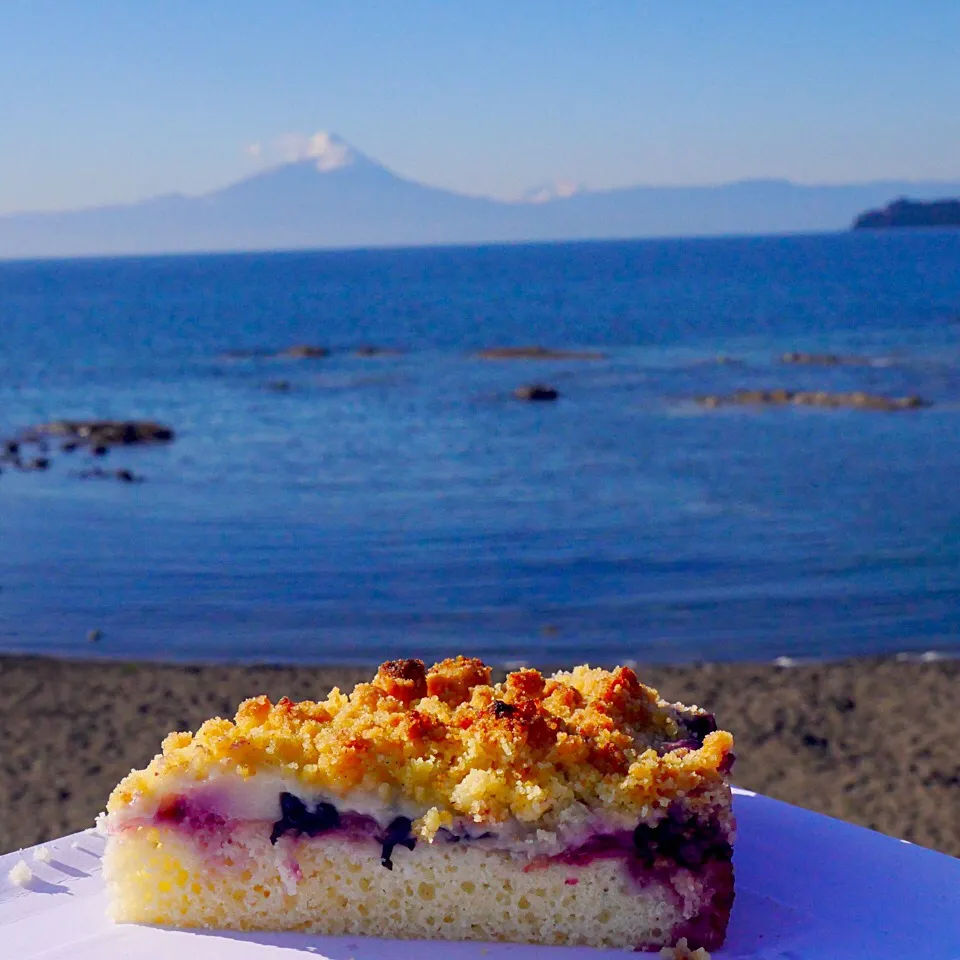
853;197;960;229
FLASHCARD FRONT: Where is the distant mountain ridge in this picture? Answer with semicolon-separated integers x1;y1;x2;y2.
2;133;960;258
853;197;960;229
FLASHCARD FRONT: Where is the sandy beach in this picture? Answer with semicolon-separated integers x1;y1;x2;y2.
1;654;956;858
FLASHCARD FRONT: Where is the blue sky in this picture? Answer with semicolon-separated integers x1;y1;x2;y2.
1;1;958;213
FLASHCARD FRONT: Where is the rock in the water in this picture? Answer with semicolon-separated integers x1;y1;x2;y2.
513;384;560;401
23;457;50;471
780;352;875;366
278;344;330;359
355;345;402;357
222;345;330;361
476;346;606;360
74;467;145;482
25;420;174;447
696;389;930;412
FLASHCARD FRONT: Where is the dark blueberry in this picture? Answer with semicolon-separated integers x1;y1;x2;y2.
492;700;515;718
633;804;731;870
270;792;341;844
685;712;717;741
379;816;416;870
659;738;701;755
157;797;189;824
280;792;309;822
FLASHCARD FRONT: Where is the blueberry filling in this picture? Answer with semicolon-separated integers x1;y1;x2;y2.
155;796;226;831
658;737;701;755
440;828;493;844
379;816;417;870
718;751;736;775
265;792;728;876
684;712;718;742
270;795;418;869
632;803;731;870
270;792;340;844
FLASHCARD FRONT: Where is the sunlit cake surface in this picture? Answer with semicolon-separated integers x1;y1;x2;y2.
103;657;736;951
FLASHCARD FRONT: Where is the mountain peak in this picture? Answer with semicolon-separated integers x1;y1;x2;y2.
520;179;583;204
297;131;357;172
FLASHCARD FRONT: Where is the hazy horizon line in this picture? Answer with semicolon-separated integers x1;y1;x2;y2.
4;152;960;220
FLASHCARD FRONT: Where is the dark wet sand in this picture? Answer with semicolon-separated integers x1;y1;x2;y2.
1;655;956;857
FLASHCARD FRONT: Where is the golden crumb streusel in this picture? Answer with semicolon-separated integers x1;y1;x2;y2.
108;658;733;831
660;938;712;960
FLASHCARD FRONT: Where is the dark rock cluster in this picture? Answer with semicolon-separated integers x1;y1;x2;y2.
696;389;929;412
475;345;606;360
24;420;174;447
222;344;405;361
780;352;876;366
513;384;559;401
1;419;174;483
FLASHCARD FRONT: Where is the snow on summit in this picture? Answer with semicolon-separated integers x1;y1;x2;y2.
520;180;583;204
298;132;356;172
243;131;359;172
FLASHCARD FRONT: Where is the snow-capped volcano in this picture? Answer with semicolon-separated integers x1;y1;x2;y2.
2;131;960;258
520;180;584;204
289;131;358;172
243;131;368;173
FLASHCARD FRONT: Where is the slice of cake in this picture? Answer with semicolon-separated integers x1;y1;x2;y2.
103;658;735;951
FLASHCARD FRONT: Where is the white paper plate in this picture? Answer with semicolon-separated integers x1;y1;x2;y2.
2;789;958;958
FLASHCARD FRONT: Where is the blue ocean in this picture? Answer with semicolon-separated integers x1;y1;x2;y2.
1;232;959;665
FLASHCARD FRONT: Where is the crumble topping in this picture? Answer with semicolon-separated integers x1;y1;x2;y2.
108;657;733;832
660;937;711;960
7;860;33;887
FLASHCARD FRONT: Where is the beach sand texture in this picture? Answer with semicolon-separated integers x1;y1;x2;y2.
0;655;956;857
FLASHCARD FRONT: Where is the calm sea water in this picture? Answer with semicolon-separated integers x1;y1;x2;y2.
1;233;960;665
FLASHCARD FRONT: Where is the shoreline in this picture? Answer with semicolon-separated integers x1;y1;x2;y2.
1;653;956;858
